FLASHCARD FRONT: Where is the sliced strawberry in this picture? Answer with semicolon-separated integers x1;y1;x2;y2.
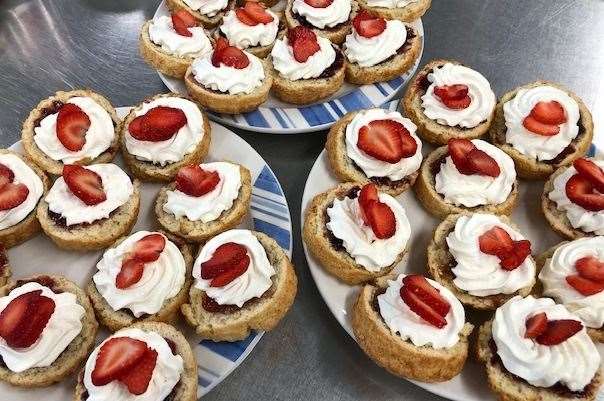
498;240;531;271
575;256;604;282
357;119;416;163
566;174;604;212
402;275;451;317
172;10;196;37
62;164;106;206
116;257;145;290
131;233;166;263
243;1;274;23
573;158;604;193
529;101;567;125
201;242;248;279
56;103;91;152
235;8;259;26
466;149;500;177
287;25;316;45
0;290;55;349
434;84;471;110
303;0;333;8
400;286;447;328
535;319;583;346
292;36;320;63
479;226;513;255
91;337;147;386
525;312;547;339
0;163;15;190
214;36;229;53
210;254;250;287
0;183;29;211
175;164;220;197
129;106;187;142
352;10;386;38
448;138;475;175
522;115;560;136
363;200;396;239
211;39;250;69
118;348;158;395
566;274;604;296
358;184;378;209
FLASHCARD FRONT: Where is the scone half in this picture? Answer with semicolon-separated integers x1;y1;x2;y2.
356;0;431;22
0;245;11;287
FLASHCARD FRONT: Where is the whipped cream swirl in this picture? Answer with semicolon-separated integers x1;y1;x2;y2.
33;96;115;164
503;85;580;161
193;229;275;307
344;19;407;67
93;231;186;317
83;328;184;401
191;50;265;95
421;63;496;128
149;16;212;58
447;213;535;296
492;295;600;392
181;0;228;17
0;282;85;373
377;274;466;349
220;9;279;49
365;0;417;9
548;159;604;235
45;163;133;226
164;162;242;223
291;0;351;29
540;236;604;328
326;191;410;271
0;153;44;230
435;139;516;207
271;35;336;81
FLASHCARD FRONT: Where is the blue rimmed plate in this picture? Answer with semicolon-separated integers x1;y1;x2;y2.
0;107;292;400
153;0;424;133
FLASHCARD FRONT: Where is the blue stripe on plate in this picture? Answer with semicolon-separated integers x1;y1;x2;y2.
242;109;269;128
338;89;373;111
386;76;404;90
251;195;290;214
253;166;282;194
198;375;212;388
252;218;291;250
270;109;289;128
299;104;334;126
200;333;258;362
328;100;345;117
588;144;596;157
374;83;389;96
250;205;288;222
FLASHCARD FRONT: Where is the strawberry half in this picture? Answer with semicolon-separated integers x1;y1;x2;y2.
210;254;250;287
565;174;604;212
575;256;604;282
303;0;333;8
235;8;259;26
522;116;560;136
131;233;166;262
433;84;471;110
447;139;500;177
118;347;158;395
0;290;55;349
172;10;196;37
478;227;531;271
211;37;250;69
358;183;379;226
535;319;583;346
62;164;106;206
56;103;91;152
357;119;417;163
400;285;447;328
201;242;248;279
363;200;396;239
573;158;604;193
91;337;147;386
0;163;15;190
129;106;187;142
524;312;547;339
402;275;451;317
175;164;220;197
0;183;29;211
287;26;320;63
566;275;604;296
522;101;567;137
287;25;316;44
352;10;386;38
498;240;531;271
116;257;145;290
243;1;274;23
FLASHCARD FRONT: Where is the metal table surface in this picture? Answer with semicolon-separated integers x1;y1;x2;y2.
1;1;603;400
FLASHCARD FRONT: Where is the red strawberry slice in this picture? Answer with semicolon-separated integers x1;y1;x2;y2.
566;274;604;296
358;184;378;209
573;158;604;193
402;275;451;317
357;119;417;163
243;1;274;23
0;290;55;349
210;254;250;287
62;164;106;206
172;10;196;37
352;10;386;38
566;174;604;212
303;0;333;8
214;36;229;53
466;148;500;177
211;38;250;69
292;36;320;63
525;312;547;339
478;226;514;255
447;139;499;177
400;285;447;328
0;163;15;190
530;101;567;125
363;200;396;239
116;257;146;290
535;319;583;346
56;103;91;152
0;183;29;211
235;8;259;26
434;84;471;110
575;256;604;282
175;164;220;197
522;115;560;136
498;240;531;271
131;233;166;263
118;348;158;395
201;242;248;279
91;337;147;386
287;25;316;44
129;106;187;142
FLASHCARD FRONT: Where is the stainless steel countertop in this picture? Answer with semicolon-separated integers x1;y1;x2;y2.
1;1;603;400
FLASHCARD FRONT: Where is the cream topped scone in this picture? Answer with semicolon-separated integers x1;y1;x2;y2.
284;0;357;45
166;0;234;28
74;322;197;401
489;81;593;179
217;1;281;58
477;295;603;401
326;109;422;195
21;89;120;176
0;275;97;387
428;213;536;310
0;245;10;287
303;182;410;284
343;11;421;84
156;162;252;242
270;26;345;104
543;158;604;239
87;231;194;331
120;93;211;182
356;0;430;22
416;138;519;218
140;10;214;78
38;163;140;250
185;37;272;114
181;229;297;341
403;59;496;145
352;274;473;382
0;150;49;248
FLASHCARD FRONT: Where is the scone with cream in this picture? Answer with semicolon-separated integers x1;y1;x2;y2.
165;0;235;28
356;0;430;22
284;0;358;45
0;245;10;287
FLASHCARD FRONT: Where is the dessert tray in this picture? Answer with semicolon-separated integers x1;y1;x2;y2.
0;106;293;400
153;0;424;134
301;100;604;401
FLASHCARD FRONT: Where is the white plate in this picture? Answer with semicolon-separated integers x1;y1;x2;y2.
300;100;604;401
153;0;424;134
0;107;293;400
